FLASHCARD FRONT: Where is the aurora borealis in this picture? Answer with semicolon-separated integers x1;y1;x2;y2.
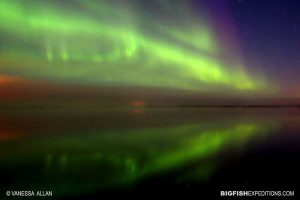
0;0;269;93
1;1;300;198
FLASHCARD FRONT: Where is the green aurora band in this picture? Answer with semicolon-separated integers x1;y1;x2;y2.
0;0;266;91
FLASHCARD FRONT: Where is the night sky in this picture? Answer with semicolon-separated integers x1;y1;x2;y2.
226;0;300;97
0;0;300;102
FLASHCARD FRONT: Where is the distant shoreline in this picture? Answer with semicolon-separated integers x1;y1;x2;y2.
148;105;300;108
0;104;299;109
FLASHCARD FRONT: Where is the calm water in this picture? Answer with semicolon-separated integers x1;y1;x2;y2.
0;108;299;199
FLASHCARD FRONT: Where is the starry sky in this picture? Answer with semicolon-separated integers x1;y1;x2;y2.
0;0;299;102
224;0;300;97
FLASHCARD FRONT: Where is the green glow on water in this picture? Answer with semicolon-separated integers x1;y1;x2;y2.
0;120;272;196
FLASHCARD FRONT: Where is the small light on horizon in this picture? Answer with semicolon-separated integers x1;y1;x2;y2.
131;101;145;107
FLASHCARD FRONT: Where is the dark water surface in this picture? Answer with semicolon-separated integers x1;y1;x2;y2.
0;108;299;199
